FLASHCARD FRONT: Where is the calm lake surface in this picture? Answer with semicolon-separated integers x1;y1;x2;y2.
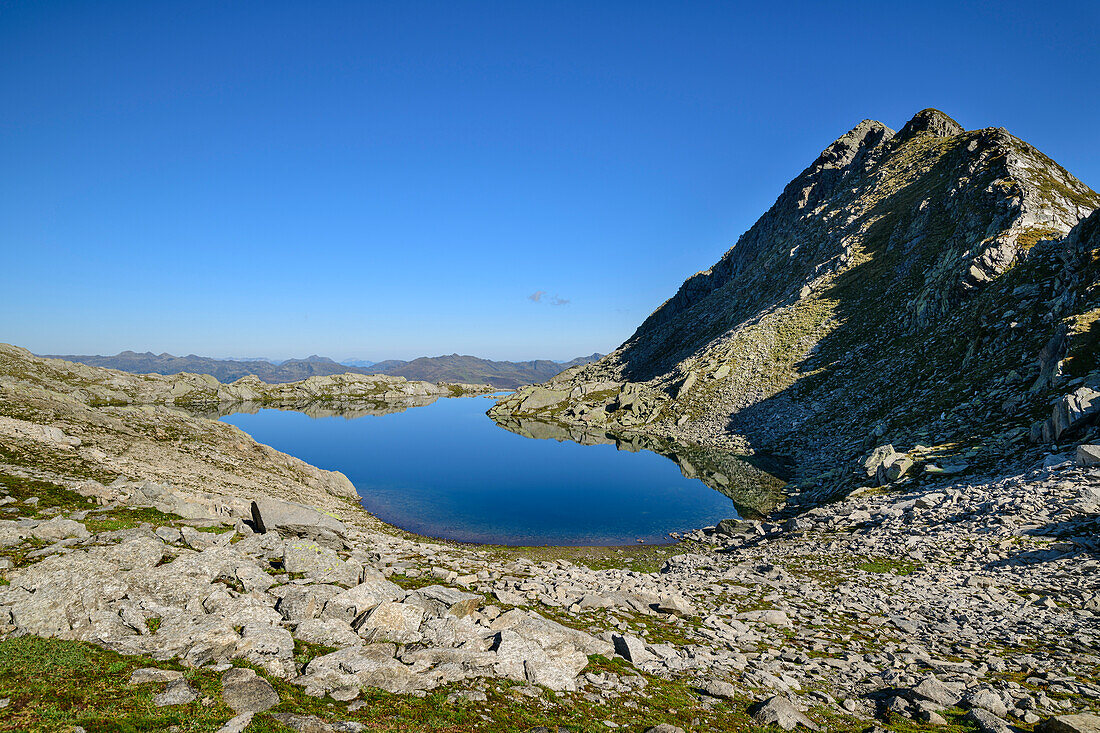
220;396;774;546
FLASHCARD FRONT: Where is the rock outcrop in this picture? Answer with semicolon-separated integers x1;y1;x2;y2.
492;109;1100;501
4;343;490;411
0;345;489;515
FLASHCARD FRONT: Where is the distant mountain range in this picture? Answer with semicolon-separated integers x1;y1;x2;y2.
368;353;603;388
41;350;603;388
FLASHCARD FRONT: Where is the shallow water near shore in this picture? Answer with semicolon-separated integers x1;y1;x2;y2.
220;395;778;545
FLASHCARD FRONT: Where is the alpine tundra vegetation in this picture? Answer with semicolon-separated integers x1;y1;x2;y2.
2;110;1099;733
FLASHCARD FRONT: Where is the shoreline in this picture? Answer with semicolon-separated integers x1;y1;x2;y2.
2;344;1099;731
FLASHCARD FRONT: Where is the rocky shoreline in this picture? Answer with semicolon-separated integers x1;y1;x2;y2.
1;347;1099;731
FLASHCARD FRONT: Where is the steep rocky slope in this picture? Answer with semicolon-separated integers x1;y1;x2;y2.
493;109;1100;502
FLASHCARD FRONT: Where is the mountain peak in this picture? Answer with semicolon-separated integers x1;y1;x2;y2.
896;108;964;143
493;110;1100;502
814;119;895;172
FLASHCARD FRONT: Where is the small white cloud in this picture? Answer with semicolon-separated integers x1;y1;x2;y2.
528;290;546;303
551;296;570;306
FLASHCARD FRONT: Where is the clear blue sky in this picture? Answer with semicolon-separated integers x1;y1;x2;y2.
2;1;1098;361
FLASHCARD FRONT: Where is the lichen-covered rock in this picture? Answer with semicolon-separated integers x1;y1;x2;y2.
221;667;280;714
749;695;819;730
321;578;403;624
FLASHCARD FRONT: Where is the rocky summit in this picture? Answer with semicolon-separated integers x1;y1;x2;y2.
492;108;1100;505
1;111;1099;732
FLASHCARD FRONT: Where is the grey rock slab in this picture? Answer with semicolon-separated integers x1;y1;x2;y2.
517;387;569;411
283;541;343;576
715;518;758;537
966;708;1013;733
739;609;792;627
964;688;1009;718
919;710;948;725
330;685;360;702
155;526;182;543
357;601;424;643
494;589;527;606
129;667;185;685
233;624;296;678
1077;445;1100;467
221;667;279;714
276;583;343;621
216;713;255;733
322;578;402;623
1038;714;1100;733
644;726;686;733
613;633;655;665
293;618;361;648
575;593;614;610
495;610;612;657
298;644;420;696
749;695;819;731
491;628;582;691
251;497;346;538
863;445;898;478
698;679;738;699
153;678;198;707
28;518;90;541
407;584;481;617
414;584;480;606
655;594;695;616
269;713;339;733
908;676;962;707
180;525;218;549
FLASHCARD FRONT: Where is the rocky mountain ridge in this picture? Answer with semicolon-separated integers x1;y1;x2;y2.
492;109;1100;503
7;345;491;414
369;353;604;389
46;350;604;389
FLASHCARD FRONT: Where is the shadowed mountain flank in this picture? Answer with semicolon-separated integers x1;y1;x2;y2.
492;109;1100;502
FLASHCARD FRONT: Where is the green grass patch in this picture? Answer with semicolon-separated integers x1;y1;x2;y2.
856;558;923;576
0;636;234;732
83;506;183;534
0;473;91;515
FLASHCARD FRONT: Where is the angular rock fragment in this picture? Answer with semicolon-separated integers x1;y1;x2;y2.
1037;713;1100;733
748;695;819;730
966;708;1013;733
153;678;197;707
1076;444;1100;467
221;667;280;714
613;633;654;664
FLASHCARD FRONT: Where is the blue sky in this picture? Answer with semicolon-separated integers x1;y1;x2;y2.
2;1;1098;361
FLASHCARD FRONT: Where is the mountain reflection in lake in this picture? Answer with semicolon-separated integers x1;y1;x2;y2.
193;395;440;420
489;415;785;520
219;395;784;546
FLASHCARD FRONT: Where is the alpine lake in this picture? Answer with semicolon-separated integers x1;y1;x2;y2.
218;394;784;546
